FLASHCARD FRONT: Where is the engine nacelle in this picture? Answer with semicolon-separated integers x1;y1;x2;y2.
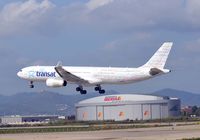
46;79;67;87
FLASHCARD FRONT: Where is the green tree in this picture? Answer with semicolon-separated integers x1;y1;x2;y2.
192;106;198;114
195;108;200;116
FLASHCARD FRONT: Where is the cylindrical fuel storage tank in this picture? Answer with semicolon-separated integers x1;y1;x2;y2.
75;94;181;121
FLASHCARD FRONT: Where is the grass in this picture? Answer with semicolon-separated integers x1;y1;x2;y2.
0;117;199;134
0;124;165;134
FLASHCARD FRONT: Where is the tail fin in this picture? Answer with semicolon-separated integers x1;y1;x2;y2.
141;42;173;69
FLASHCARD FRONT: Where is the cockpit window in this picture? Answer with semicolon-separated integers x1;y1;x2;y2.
20;69;22;72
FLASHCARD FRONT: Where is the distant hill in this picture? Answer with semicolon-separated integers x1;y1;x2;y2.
0;89;199;116
0;90;116;116
152;88;200;106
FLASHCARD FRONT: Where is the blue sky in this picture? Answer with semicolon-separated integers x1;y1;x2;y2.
0;0;200;95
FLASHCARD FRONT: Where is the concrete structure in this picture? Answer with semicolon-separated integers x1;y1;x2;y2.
0;115;59;124
0;116;22;124
75;94;181;121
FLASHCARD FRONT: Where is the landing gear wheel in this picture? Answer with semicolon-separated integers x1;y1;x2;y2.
95;86;101;91
95;85;102;91
29;85;34;88
99;89;105;94
80;90;87;94
95;85;105;94
29;81;34;88
76;86;87;94
76;87;81;92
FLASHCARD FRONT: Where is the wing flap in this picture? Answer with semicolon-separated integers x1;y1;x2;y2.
55;66;89;84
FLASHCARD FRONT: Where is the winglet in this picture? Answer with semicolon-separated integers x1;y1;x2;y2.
56;61;62;67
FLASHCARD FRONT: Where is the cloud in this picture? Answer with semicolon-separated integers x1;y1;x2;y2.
1;0;200;37
103;32;153;51
0;0;55;36
186;0;200;27
16;57;52;67
185;38;200;53
86;0;114;11
59;0;200;32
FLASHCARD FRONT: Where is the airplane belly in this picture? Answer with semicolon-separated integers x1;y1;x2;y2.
100;73;151;85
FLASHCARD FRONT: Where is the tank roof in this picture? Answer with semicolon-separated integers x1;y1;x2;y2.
78;94;166;104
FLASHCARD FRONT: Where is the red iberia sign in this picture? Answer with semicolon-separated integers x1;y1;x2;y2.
104;96;122;102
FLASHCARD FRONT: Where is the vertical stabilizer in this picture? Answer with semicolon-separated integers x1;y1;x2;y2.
141;42;173;69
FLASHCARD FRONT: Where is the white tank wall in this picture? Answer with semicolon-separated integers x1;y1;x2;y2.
161;104;169;119
142;104;151;120
151;104;161;119
76;106;96;121
76;95;181;121
97;106;104;121
76;103;173;121
132;104;142;120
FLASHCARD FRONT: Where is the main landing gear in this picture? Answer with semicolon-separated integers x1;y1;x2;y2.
29;81;34;88
95;85;105;94
76;86;87;94
76;85;105;94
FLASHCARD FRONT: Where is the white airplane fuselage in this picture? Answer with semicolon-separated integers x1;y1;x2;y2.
18;66;160;86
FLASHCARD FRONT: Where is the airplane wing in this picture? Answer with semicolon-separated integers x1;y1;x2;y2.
55;65;89;84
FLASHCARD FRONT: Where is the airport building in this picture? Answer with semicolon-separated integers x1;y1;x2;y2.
75;94;181;121
0;115;61;124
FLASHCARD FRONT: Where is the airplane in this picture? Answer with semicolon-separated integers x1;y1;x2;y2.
17;42;173;94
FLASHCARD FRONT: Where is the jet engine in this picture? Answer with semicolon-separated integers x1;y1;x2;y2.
46;79;67;87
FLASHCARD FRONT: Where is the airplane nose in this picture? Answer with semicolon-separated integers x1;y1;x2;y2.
17;71;22;78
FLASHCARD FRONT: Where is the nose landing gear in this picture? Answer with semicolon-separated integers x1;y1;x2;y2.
29;81;34;88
